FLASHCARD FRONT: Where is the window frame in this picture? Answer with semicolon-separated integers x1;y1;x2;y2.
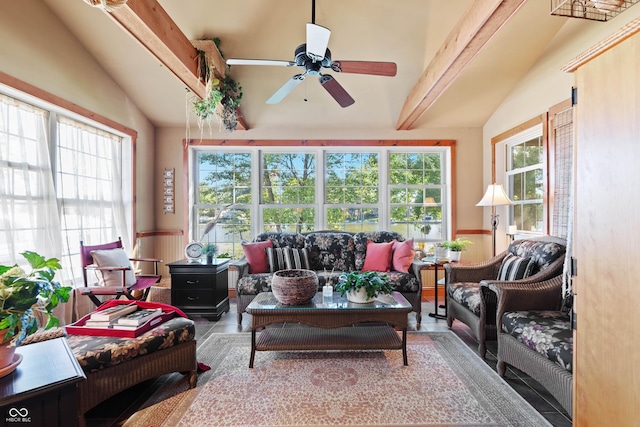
0;79;136;285
186;141;455;254
492;114;548;237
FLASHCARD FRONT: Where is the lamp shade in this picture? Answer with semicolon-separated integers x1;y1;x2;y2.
476;184;513;207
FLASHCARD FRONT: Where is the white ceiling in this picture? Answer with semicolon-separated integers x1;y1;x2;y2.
42;0;568;130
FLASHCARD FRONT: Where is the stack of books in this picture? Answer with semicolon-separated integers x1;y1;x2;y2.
67;303;176;338
83;304;163;329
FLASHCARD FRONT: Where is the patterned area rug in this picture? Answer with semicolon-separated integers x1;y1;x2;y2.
124;331;551;427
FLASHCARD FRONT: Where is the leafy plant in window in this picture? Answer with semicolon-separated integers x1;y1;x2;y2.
192;38;243;133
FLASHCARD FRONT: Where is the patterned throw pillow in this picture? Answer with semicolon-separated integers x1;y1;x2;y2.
497;253;534;281
265;247;287;273
283;248;310;270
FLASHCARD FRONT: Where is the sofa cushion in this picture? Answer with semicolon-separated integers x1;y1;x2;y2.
392;239;414;273
509;240;565;275
497;253;534;281
386;271;420;293
502;310;573;373
236;273;274;296
242;240;273;273
305;232;355;272
354;231;404;271
362;240;394;272
284;247;310;270
266;247;286;273
447;282;481;315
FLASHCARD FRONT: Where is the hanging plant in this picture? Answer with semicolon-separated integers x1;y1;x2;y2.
192;38;243;133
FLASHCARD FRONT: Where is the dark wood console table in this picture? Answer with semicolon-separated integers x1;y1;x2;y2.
0;337;85;427
167;258;230;320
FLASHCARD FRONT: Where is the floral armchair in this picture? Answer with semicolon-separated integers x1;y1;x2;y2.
482;274;573;416
444;236;566;357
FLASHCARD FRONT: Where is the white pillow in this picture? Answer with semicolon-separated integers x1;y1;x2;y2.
90;248;136;287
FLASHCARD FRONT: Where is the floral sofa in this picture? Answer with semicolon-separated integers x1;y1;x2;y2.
483;274;573;417
229;230;429;326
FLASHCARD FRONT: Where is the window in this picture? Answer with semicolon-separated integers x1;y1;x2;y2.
504;126;544;234
196;151;252;257
326;152;379;231
0;91;133;286
389;152;445;242
262;152;316;233
190;144;451;257
56;116;131;280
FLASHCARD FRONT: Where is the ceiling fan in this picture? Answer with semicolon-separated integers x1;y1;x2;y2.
225;0;397;108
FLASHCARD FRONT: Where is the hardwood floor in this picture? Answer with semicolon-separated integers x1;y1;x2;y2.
84;298;572;427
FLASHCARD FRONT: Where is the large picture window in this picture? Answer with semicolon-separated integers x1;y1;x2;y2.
189;144;452;257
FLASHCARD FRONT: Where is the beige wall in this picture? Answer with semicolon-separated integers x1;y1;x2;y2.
155;126;484;244
0;0;156;235
482;6;640;253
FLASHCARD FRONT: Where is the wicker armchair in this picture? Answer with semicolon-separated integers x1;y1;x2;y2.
482;275;572;416
444;236;566;357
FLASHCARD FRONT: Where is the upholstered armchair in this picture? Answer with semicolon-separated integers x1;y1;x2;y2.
444;236;566;357
481;274;573;416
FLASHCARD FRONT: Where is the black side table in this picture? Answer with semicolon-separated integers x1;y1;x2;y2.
424;258;448;320
0;337;85;427
167;258;230;320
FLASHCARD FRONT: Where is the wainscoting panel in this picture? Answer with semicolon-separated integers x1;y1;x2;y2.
134;231;183;278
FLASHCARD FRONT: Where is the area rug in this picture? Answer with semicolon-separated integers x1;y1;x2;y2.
124;331;551;427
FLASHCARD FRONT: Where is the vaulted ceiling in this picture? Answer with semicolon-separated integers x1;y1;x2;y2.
42;0;568;131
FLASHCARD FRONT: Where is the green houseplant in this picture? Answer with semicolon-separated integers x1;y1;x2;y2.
192;38;243;133
202;244;218;263
440;238;473;252
440;238;473;261
335;271;394;303
0;251;71;346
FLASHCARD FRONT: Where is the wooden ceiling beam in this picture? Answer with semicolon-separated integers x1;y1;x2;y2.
396;0;526;130
104;0;247;130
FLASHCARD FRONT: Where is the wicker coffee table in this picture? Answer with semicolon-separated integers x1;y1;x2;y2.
245;291;412;368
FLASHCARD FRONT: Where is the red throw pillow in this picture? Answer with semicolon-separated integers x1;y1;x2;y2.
392;239;414;273
242;240;273;273
362;240;395;272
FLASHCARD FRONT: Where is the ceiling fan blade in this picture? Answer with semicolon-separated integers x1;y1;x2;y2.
306;23;331;61
266;74;306;104
331;60;397;77
318;74;354;108
226;59;295;67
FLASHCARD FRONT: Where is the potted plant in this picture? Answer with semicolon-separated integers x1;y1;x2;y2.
335;271;394;304
192;38;243;133
0;251;71;367
202;244;218;263
440;238;473;261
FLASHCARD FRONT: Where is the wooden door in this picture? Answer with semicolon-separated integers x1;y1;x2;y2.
572;31;640;426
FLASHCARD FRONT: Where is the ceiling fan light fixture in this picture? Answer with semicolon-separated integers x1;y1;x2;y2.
550;0;639;21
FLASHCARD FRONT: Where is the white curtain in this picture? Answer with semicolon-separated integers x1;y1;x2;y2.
0;94;131;322
0;94;72;324
0;94;62;265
